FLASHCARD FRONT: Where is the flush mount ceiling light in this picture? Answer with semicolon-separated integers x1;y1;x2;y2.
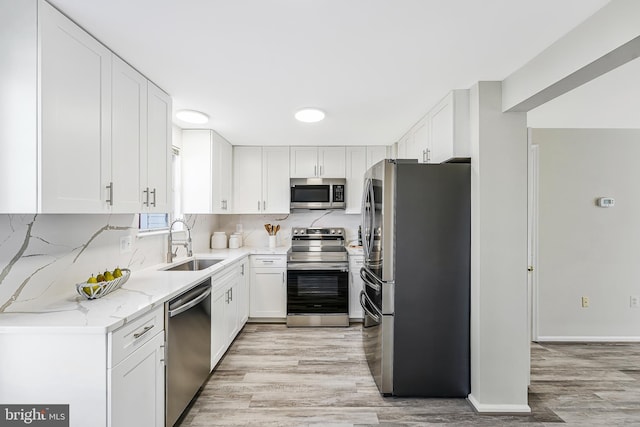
295;108;325;123
176;109;209;125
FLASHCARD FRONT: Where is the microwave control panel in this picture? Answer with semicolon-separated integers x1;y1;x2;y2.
333;185;345;202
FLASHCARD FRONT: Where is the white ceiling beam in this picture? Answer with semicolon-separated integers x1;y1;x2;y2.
502;0;640;112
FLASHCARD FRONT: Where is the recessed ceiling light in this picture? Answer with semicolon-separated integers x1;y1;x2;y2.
295;108;325;123
176;109;209;124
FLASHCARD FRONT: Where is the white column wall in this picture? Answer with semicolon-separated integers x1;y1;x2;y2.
468;81;530;412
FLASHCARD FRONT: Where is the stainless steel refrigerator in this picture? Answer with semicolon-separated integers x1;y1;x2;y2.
359;158;470;396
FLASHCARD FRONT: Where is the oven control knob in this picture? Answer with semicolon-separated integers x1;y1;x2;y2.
330;229;335;234
337;229;342;234
293;230;298;234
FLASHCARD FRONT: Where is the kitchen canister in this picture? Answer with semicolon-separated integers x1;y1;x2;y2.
228;235;240;249
231;232;243;247
210;231;227;249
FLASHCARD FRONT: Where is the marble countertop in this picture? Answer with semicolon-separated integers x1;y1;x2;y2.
0;246;288;334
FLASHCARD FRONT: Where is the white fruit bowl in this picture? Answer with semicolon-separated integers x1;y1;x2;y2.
76;269;131;300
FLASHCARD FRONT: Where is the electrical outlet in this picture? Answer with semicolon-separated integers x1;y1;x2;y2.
120;236;132;254
581;296;590;308
631;296;640;308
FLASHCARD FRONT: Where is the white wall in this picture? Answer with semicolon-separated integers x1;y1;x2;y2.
217;211;361;248
468;82;529;413
527;57;640;129
533;128;640;340
0;213;217;312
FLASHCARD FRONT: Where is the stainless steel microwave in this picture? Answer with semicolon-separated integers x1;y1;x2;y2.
290;178;346;210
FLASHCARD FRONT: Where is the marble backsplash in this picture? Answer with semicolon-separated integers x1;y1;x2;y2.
0;214;217;312
217;211;362;248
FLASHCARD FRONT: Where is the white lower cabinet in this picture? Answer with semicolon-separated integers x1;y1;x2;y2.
108;306;165;427
249;255;287;318
211;258;249;370
109;332;165;427
349;254;364;320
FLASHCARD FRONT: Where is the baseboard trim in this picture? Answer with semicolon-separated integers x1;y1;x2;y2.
467;394;531;414
536;336;640;342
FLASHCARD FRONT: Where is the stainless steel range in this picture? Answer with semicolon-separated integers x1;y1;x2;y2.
286;227;349;327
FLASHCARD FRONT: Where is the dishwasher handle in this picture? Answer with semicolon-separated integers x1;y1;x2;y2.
168;285;212;318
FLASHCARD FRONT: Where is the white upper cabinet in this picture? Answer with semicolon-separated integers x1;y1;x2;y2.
111;56;146;213
145;83;172;213
366;146;388;170
182;130;232;214
290;146;346;178
39;0;112;213
232;146;263;214
0;0;171;214
429;89;470;162
262;147;290;213
345;146;390;214
345;147;366;214
233;146;289;214
395;89;469;164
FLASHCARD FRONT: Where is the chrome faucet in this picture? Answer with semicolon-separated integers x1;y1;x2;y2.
167;219;193;263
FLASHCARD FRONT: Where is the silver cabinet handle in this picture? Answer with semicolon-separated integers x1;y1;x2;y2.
319;165;323;176
314;165;317;176
106;182;113;206
422;149;427;163
263;200;266;211
282;272;285;283
133;325;154;339
143;187;150;207
241;264;245;276
229;287;233;302
150;188;156;207
258;200;260;211
426;148;431;163
225;289;229;304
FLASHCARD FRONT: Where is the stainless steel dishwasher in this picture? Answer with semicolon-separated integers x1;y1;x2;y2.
165;279;212;427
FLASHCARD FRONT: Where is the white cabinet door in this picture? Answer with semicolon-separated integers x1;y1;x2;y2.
39;1;112;213
111;56;145;213
109;332;164;427
211;285;227;369
412;119;429;163
250;267;286;318
145;82;171;212
237;260;249;325
212;133;233;213
290;146;318;178
262;146;290;213
366;146;388;170
429;95;454;163
233;146;262;213
182;130;213;213
349;255;364;319
318;146;346;178
226;282;239;342
345;147;366;214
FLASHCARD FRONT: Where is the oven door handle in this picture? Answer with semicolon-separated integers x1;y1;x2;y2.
287;262;349;272
360;267;382;292
360;290;381;323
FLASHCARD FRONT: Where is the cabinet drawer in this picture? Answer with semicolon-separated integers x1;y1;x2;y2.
251;255;286;268
110;306;164;368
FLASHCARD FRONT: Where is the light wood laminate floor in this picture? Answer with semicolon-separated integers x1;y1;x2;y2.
177;324;640;426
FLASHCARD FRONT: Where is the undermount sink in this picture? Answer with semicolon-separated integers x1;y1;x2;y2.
163;258;223;272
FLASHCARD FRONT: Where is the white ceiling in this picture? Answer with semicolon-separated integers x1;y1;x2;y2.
48;0;610;146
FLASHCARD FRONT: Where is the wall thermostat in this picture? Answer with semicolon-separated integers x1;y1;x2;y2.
596;197;615;208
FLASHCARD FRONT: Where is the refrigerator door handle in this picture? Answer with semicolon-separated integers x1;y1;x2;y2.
360;290;381;323
360;266;382;292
